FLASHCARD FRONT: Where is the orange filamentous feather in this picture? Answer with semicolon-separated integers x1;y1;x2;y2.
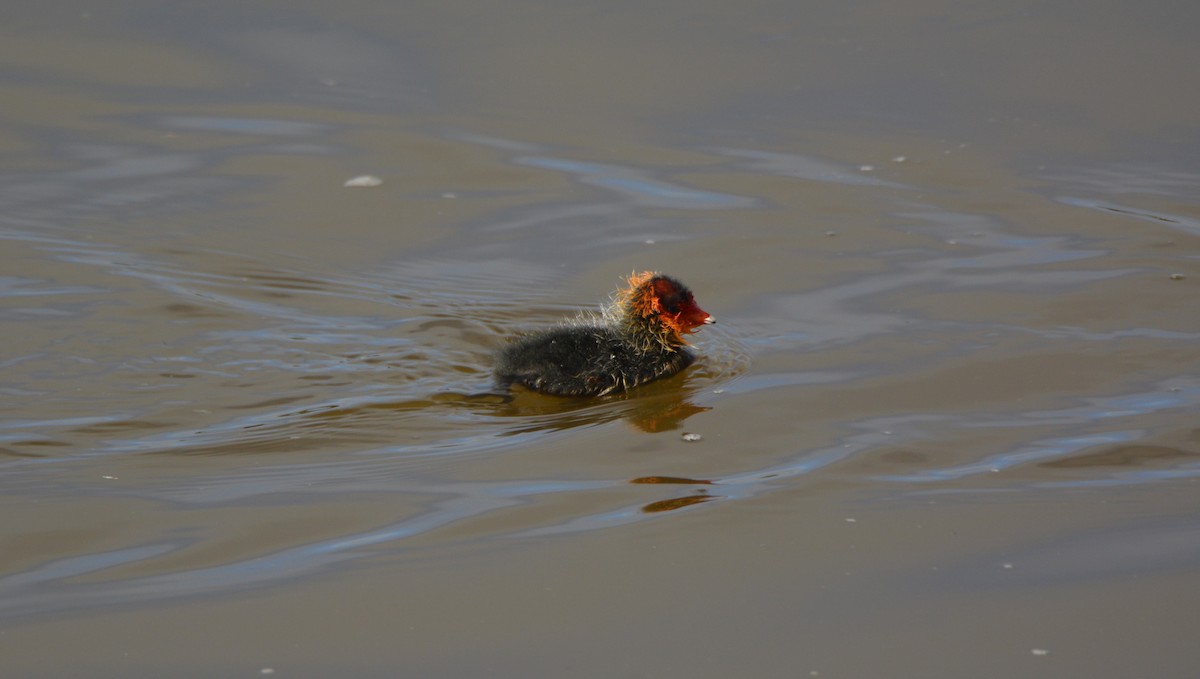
608;271;685;351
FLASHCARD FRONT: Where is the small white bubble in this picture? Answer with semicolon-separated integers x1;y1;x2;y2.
681;432;703;442
1031;648;1049;657
858;164;875;172
891;155;907;163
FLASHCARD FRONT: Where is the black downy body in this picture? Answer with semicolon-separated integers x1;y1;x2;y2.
494;273;713;397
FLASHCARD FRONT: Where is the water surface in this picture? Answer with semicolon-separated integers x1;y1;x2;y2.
2;2;1199;677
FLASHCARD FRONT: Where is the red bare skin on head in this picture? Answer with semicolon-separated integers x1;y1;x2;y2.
620;271;714;348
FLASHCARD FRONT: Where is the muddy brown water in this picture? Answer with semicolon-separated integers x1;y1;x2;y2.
3;2;1199;677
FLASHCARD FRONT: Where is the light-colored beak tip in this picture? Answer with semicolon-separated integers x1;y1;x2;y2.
704;315;716;325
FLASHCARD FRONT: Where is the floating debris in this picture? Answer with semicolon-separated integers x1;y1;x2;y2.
1031;649;1050;657
681;432;702;442
343;175;383;188
1169;273;1185;280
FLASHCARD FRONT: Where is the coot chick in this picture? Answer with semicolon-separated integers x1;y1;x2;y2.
495;272;715;396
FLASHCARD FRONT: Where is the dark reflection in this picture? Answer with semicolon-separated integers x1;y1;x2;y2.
1041;444;1199;468
70;420;178;434
641;492;715;513
0;439;71;459
162;302;226;318
129;371;712;457
224;395;313;410
0;446;47;459
630;476;713;485
486;377;711;434
629;400;710;433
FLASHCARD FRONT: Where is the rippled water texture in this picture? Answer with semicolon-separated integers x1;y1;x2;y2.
3;2;1199;677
